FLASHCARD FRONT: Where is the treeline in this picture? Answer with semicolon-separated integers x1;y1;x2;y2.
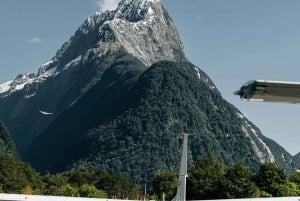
0;156;143;199
1;155;300;200
153;154;300;200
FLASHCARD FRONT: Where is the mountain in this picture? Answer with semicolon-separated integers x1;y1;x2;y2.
293;153;300;170
0;0;185;156
0;0;297;183
0;121;17;156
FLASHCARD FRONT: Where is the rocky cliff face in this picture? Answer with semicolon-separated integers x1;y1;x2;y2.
292;153;300;170
0;0;297;182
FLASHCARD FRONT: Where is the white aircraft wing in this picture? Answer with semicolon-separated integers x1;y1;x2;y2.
0;193;299;201
234;80;300;103
0;194;124;201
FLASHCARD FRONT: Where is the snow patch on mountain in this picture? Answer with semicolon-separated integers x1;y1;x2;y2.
243;120;275;163
0;81;13;94
80;12;103;34
0;73;36;96
281;153;286;162
63;56;82;71
40;67;57;78
39;111;53;115
236;113;244;119
194;67;201;79
0;0;181;96
0;55;83;98
193;67;216;91
37;60;56;76
24;93;37;99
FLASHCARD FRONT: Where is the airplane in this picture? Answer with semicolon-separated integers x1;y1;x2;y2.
0;193;299;201
0;194;129;201
234;80;300;103
172;132;188;201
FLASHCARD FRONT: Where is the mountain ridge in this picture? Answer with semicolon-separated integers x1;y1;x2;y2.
0;0;185;154
0;0;184;98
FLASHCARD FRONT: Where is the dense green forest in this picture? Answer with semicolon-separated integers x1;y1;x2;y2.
0;155;299;200
30;61;264;184
5;60;295;186
0;156;142;199
0;121;16;156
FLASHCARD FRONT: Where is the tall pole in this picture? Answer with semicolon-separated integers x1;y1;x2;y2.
172;132;188;201
144;185;146;201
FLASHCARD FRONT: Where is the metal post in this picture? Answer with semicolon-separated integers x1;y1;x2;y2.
172;132;188;201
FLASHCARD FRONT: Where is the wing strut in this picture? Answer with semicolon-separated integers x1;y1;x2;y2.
172;132;188;201
234;80;300;103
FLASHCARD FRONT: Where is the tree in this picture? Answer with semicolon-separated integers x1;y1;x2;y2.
290;171;300;186
289;172;300;196
58;184;78;197
95;171;142;199
255;162;289;197
78;184;107;198
42;174;68;195
63;169;95;187
187;154;225;200
0;156;43;194
280;181;300;196
221;163;258;198
152;171;177;200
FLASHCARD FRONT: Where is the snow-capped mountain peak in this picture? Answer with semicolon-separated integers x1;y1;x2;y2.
48;0;185;70
0;55;83;97
107;0;185;66
0;73;35;96
0;81;13;95
0;0;185;97
114;0;160;21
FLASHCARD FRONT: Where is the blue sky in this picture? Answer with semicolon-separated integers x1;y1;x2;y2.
0;0;299;155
